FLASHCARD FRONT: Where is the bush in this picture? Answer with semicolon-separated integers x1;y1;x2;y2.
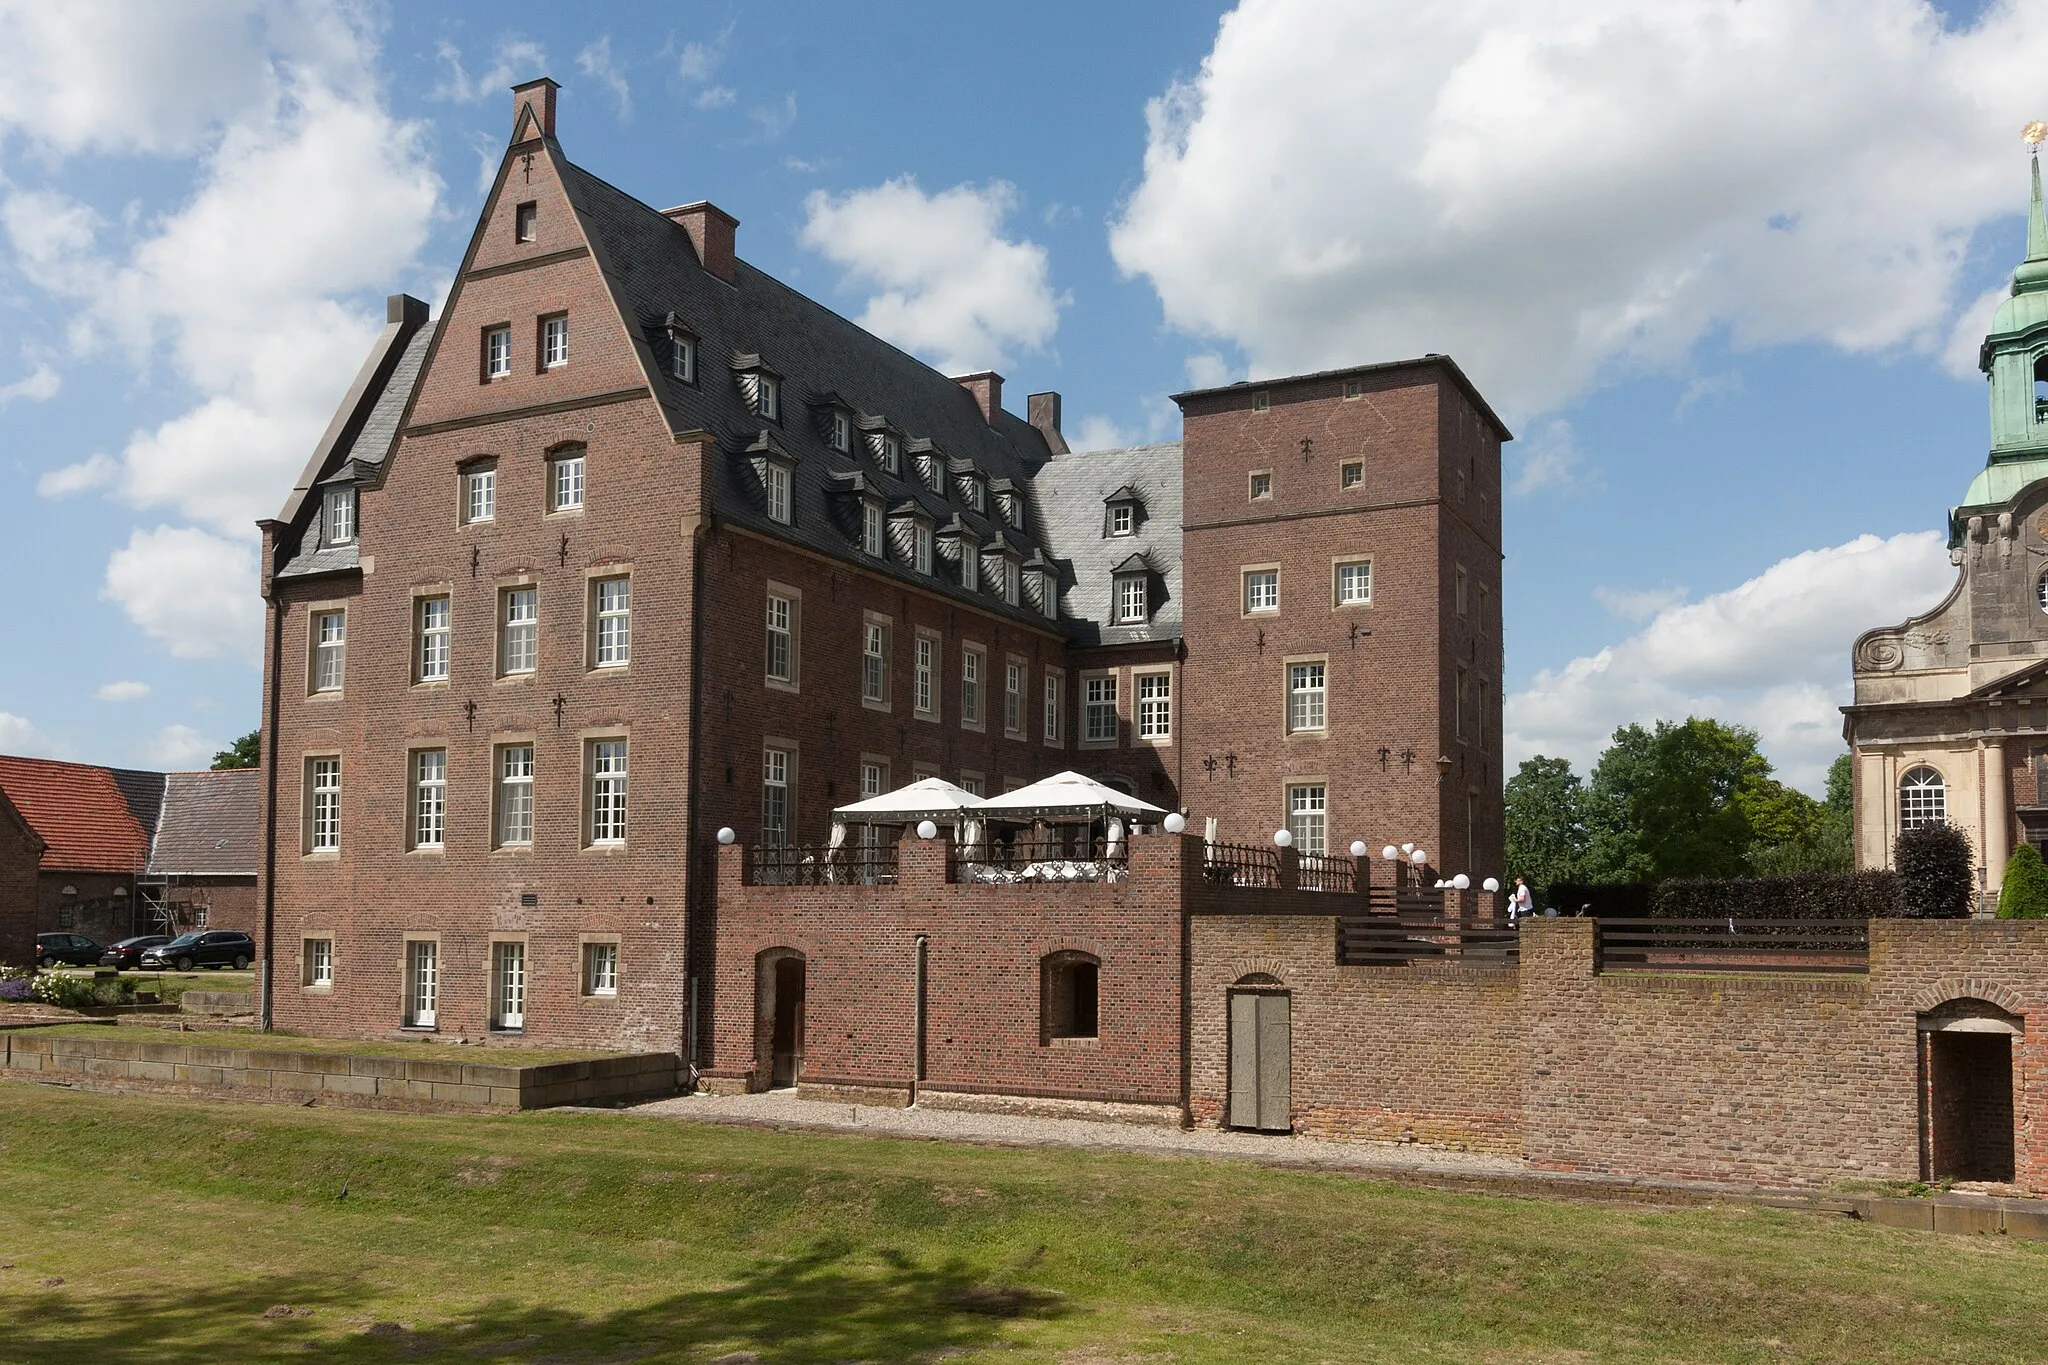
0;964;32;1002
26;971;135;1010
1652;869;1902;921
1893;822;1976;919
1998;844;2048;919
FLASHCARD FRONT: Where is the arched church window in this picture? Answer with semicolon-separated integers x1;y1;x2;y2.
2036;567;2048;614
1899;766;1947;831
2034;354;2048;423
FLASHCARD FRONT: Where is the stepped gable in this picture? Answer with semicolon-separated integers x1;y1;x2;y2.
147;769;260;877
0;756;159;874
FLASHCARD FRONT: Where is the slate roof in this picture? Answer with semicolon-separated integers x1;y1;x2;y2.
0;756;161;874
146;769;260;877
1030;443;1185;648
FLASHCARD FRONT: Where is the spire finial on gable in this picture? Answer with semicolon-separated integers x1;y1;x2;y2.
512;77;560;145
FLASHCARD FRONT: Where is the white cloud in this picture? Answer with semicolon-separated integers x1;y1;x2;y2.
1592;584;1687;621
677;25;731;83
1184;352;1235;389
0;362;59;408
1075;416;1138;452
94;680;151;703
577;35;631;120
696;86;737;111
800;177;1066;374
0;712;65;759
1943;284;2006;379
1506;531;1956;793
37;452;115;498
1507;418;1586;496
1110;0;2048;420
750;92;797;142
102;526;261;663
139;723;214;769
430;37;547;104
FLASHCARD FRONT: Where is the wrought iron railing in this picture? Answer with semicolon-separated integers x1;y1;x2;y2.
949;834;1128;884
1201;841;1282;889
1595;918;1868;975
748;843;898;886
1338;916;1519;967
1296;852;1355;893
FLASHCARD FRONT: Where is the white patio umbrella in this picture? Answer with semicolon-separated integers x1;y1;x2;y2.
976;770;1169;822
831;776;987;826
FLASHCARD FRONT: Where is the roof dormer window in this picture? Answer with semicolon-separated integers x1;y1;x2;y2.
758;374;779;421
880;433;902;474
324;486;356;547
1115;573;1149;624
831;409;852;453
1110;504;1133;536
661;313;696;384
747;432;796;526
733;354;780;421
916;522;934;574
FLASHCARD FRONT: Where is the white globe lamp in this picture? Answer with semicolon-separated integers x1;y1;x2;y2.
1410;848;1428;866
1381;845;1400;861
1164;812;1187;834
1349;840;1368;858
916;819;939;840
715;827;735;845
1273;828;1293;848
1452;873;1471;890
1482;877;1501;893
1401;842;1416;855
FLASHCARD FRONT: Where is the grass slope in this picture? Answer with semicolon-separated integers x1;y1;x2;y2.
20;1024;625;1066
0;1081;2042;1363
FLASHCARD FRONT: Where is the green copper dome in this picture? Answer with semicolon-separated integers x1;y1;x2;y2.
1956;151;2048;545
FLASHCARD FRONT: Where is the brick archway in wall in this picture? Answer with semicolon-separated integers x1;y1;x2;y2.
1919;996;2023;1183
755;947;806;1091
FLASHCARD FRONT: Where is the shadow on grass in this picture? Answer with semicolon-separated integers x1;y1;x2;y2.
1;1235;1067;1363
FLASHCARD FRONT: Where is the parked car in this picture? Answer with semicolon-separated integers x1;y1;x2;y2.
99;935;173;969
35;933;105;968
140;931;254;972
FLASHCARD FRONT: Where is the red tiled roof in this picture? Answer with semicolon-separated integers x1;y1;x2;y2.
0;755;157;874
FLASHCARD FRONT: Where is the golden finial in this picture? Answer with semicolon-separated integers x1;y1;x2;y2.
2025;120;2047;148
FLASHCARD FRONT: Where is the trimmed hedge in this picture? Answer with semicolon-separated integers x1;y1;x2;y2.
1998;843;2048;919
1894;822;1975;920
1652;870;1902;921
1545;882;1653;918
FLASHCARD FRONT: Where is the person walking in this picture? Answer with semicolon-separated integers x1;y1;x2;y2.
1509;876;1534;924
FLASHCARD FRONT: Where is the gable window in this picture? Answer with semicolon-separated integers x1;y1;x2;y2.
500;587;538;675
416;596;452;682
550;450;586;511
961;645;984;729
324;487;356;546
831;409;852;453
465;466;496;524
1005;660;1025;736
588;739;629;846
862;618;889;707
1253;391;1270;412
914;633;938;719
541;314;568;369
765;590;797;687
1344;377;1362;399
1287;662;1326;733
306;756;341;853
496;745;534;847
762;746;791;845
1899;766;1946;830
1249;470;1272;501
1115;574;1148;624
484;326;511;380
1287;784;1328;856
1341;461;1363;490
412;749;446;851
1137;671;1172;741
1335;560;1372;606
311;610;346;693
765;462;791;525
593;576;631;668
1244;569;1279;614
1044;669;1064;746
514;201;537;242
1109;504;1134;537
1084;674;1118;745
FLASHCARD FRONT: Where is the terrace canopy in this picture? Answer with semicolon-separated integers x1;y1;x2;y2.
830;775;986;827
975;770;1169;823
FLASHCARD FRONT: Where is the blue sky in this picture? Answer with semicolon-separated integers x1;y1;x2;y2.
0;0;2036;792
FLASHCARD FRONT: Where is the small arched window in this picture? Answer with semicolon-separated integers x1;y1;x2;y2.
1899;766;1947;830
2036;567;2048;615
1041;951;1099;1042
2034;354;2048;423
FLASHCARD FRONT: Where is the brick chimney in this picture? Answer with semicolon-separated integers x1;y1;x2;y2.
954;372;1004;427
511;77;559;143
1027;391;1068;455
663;202;739;283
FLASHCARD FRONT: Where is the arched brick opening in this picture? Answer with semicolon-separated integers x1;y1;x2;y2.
1920;997;2022;1183
756;947;806;1090
1041;950;1099;1043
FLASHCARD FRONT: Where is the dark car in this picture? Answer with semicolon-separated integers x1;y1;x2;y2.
140;931;254;972
35;933;105;968
99;935;173;969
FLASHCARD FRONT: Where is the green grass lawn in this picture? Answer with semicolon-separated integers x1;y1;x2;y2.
39;967;255;1002
1;1082;2042;1363
19;1023;630;1066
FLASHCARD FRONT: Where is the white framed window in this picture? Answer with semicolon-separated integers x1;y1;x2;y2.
965;478;985;513
1244;569;1279;614
1109;504;1134;536
915;522;934;575
593;576;631;668
1249;470;1272;501
1038;568;1058;618
961;540;979;591
501;587;538;675
1044;669;1064;746
757;374;780;420
1287;661;1326;733
1341;461;1363;490
1287;784;1328;856
311;610;345;693
497;744;534;847
583;941;619;996
1899;766;1947;830
1084;674;1118;745
879;434;902;473
493;940;526;1029
860;759;888;799
831;409;851;452
1005;661;1025;736
412;749;446;850
406;940;438;1027
307;757;340;853
1115;575;1148;623
1137;671;1172;741
862;618;889;706
862;500;884;557
541;314;568;369
304;938;333;988
961;645;984;728
915;633;938;718
416;596;450;683
589;739;628;846
960;773;984;797
514;201;537;242
667;328;696;383
1000;559;1019;606
551;451;585;511
324;487;356;546
465;467;496;523
765;462;791;525
762;745;791;845
484;326;511;380
1336;560;1372;606
765;592;795;685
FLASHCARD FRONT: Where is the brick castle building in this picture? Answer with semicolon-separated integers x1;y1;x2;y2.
255;78;1507;1053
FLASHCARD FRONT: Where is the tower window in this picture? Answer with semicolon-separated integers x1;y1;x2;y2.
514;201;537;242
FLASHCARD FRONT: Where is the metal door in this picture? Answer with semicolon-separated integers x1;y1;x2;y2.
1228;991;1291;1131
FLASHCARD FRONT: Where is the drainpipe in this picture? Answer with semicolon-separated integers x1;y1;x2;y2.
258;581;284;1032
912;934;928;1105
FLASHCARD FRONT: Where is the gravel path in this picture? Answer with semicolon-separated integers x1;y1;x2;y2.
624;1089;1527;1182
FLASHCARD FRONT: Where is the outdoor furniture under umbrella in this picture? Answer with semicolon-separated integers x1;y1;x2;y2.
973;771;1169;883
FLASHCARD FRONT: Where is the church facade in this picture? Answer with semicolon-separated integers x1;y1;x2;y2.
1848;155;2048;904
